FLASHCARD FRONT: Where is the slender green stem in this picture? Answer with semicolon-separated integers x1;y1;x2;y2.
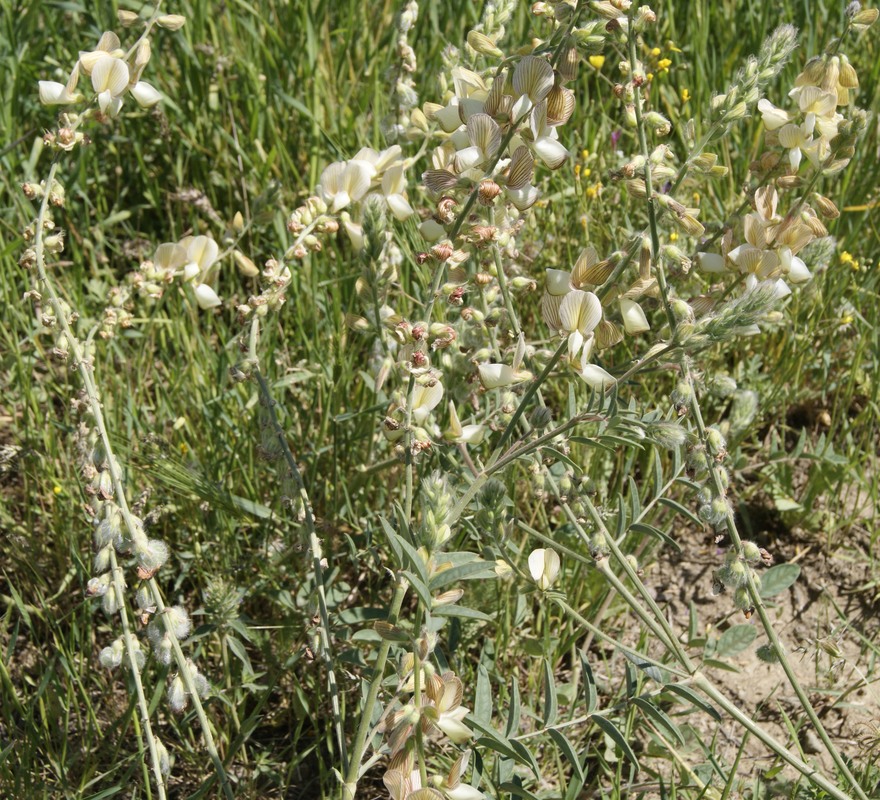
32;160;169;800
552;598;689;680
683;361;868;800
694;675;855;800
342;580;408;800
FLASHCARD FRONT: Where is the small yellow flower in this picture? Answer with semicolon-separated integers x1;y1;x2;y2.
840;251;854;264
669;231;679;243
646;72;654;82
650;47;661;57
585;182;601;199
841;314;854;325
692;191;701;206
53;485;63;495
583;167;592;178
681;88;691;103
180;442;189;455
588;55;605;70
574;164;581;177
658;58;672;72
581;148;590;160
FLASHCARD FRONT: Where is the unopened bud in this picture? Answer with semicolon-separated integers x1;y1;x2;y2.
118;10;140;26
467;30;503;58
157;14;187;30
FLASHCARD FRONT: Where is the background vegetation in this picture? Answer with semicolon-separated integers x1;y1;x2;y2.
1;0;878;798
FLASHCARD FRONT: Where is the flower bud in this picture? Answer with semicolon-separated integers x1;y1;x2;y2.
852;7;879;28
467;30;503;58
157;14;187;31
100;637;125;669
741;541;762;563
118;10;140;26
164;605;192;640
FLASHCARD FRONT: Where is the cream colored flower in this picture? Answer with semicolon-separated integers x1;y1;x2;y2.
559;289;602;359
91;54;129;116
528;548;560;590
444;402;485;445
382;165;414;221
511;56;554;119
180;235;222;309
318;159;375;212
425;673;471;743
477;363;515;389
411;382;444;424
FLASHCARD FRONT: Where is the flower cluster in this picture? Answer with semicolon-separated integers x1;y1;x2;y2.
287;145;414;257
38;24;176;121
697;34;869;302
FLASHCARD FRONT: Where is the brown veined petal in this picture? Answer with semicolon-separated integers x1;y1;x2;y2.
541;291;563;332
622;277;658;299
383;770;408;800
557;41;580;83
595;318;624;349
546;85;576;126
755;185;778;222
512;55;554;103
689;295;715;317
466;113;502;157
484;73;511;121
743;213;769;249
422;169;460;194
409;790;445;800
506;146;534;190
573;250;614;288
425;672;445;704
440;676;464;712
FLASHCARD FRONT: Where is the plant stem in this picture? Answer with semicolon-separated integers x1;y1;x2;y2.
32;159;233;800
342;580;408;800
683;361;868;800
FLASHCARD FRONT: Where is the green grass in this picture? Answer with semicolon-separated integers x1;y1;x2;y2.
1;0;879;798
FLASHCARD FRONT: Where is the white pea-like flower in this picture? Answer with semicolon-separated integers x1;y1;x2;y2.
180;235;222;309
511;55;554;119
130;80;162;108
558;289;602;359
477;363;515;389
318;159;375;213
579;363;618;391
39;64;83;106
381;164;414;221
527;101;569;169
91;55;130;117
444;401;485;445
504;146;540;210
411;381;444;424
454;113;501;172
528;548;560;591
